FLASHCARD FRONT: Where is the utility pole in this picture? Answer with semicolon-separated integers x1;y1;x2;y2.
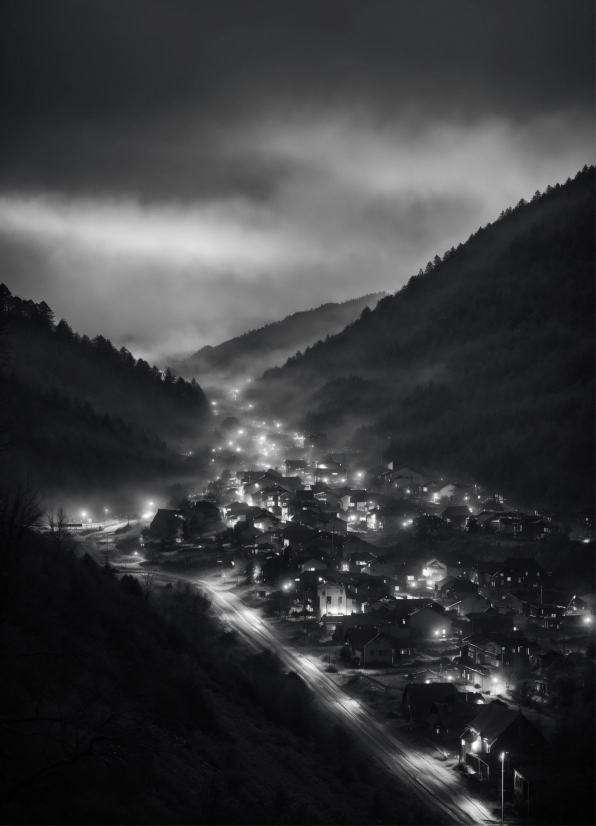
501;751;508;826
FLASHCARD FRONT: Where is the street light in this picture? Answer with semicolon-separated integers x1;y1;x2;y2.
501;751;508;826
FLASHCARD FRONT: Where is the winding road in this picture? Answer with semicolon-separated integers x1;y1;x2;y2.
156;571;497;825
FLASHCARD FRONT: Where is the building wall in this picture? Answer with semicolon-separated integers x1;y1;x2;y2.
411;608;452;639
318;583;356;618
362;637;392;665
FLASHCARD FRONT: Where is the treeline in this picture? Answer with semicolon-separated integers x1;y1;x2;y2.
254;167;595;510
0;486;431;825
0;284;212;498
0;283;207;415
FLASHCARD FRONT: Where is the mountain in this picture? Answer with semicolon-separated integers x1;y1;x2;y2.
0;287;211;505
250;167;595;510
173;293;385;386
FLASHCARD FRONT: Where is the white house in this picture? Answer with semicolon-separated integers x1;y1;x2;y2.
317;582;357;619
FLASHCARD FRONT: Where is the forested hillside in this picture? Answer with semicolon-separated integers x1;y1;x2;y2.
252;168;595;510
174;293;385;385
0;287;211;502
0;505;430;825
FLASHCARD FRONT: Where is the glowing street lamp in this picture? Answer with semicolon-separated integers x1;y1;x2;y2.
501;751;508;826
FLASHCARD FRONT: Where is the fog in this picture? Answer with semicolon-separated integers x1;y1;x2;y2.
0;112;591;364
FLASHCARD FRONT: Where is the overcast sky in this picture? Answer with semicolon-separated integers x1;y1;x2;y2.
1;0;593;363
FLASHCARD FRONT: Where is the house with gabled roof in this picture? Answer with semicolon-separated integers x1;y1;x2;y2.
435;575;478;600
459;702;546;780
441;505;473;529
365;556;395;577
149;509;184;543
344;628;392;667
490;557;547;590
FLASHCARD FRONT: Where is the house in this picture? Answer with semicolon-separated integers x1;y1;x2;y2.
149;509;184;543
252;510;281;533
449;594;492;618
435;575;478;601
184;500;221;536
315;460;346;485
441;505;473;529
346;550;376;572
463;611;514;637
529;603;566;630
367;504;419;532
423;553;478;585
340;489;370;512
299;556;331;574
401;682;458;722
285;458;307;473
460;703;546;780
490;558;547;590
365;464;392;486
345;629;392;667
410;606;453;640
341;535;376;560
388;466;426;492
317;581;358;618
365;556;395;577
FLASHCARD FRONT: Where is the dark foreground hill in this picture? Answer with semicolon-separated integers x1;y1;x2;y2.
251;168;595;510
0;287;211;504
173;293;385;385
0;502;431;825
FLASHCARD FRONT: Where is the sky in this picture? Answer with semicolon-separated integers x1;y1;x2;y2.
0;0;593;364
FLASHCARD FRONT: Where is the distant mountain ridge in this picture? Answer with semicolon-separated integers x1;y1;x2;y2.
250;167;595;510
173;293;385;384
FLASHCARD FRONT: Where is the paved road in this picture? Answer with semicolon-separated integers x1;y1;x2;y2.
156;572;496;825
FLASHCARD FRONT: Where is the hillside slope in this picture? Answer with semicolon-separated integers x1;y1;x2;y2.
0;287;211;504
173;293;385;385
251;168;595;510
0;522;431;825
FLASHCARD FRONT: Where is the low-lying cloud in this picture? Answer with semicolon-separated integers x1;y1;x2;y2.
0;110;592;364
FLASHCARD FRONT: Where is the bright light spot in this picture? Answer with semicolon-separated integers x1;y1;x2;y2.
228;441;233;446
142;511;152;519
238;430;244;435
211;401;216;406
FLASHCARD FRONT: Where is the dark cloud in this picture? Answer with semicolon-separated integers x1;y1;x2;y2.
0;1;593;363
0;0;593;199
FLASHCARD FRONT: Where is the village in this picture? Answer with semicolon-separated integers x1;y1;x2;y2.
143;408;595;821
